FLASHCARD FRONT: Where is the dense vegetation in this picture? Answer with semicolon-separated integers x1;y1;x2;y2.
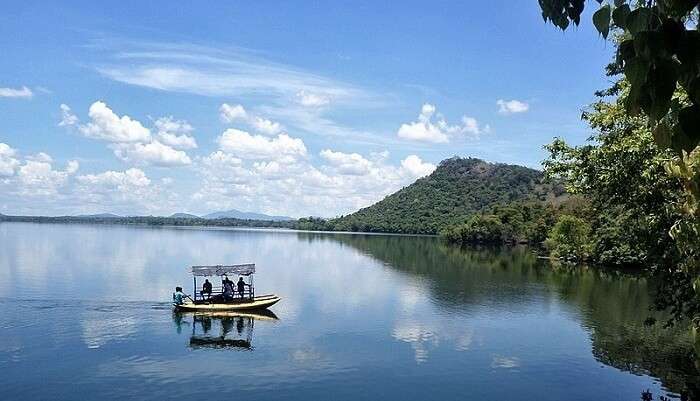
537;0;700;324
320;157;563;234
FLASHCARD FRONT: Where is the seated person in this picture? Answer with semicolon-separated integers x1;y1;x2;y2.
172;286;186;305
223;277;235;301
201;279;213;299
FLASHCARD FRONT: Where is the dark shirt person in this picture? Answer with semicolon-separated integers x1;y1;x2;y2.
237;277;249;299
201;279;213;299
223;277;234;301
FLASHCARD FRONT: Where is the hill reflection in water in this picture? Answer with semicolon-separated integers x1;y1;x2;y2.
298;232;700;397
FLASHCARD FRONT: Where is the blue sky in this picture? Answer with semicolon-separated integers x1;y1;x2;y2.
0;1;614;217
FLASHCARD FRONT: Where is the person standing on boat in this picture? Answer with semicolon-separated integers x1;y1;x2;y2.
201;279;212;299
237;277;250;299
172;286;186;306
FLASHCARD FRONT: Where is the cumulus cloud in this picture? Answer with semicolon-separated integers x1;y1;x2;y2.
320;149;372;176
398;103;487;143
296;90;330;107
0;86;33;99
0;143;20;176
193;126;438;217
218;129;306;161
58;104;79;127
250;116;282;136
219;103;247;122
79;101;152;143
112;141;192;167
154;116;197;149
58;102;193;168
220;103;283;136
401;155;436;178
77;168;151;189
497;99;529;114
17;159;79;196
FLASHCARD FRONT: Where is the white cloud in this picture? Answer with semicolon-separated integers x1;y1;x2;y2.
250;116;283;136
296;90;330;107
220;103;283;136
112;141;192;167
98;43;366;103
74;168;171;214
17;159;79;196
77;168;151;189
398;103;487;143
79;101;152;143
0;86;33;99
217;129;306;161
497;99;529;114
401;155;436;178
59;104;79;126
194;129;439;217
0;143;20;176
154;116;197;149
320;149;372;176
220;103;247;122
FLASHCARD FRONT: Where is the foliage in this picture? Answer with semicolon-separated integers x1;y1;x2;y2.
539;0;700;325
539;1;700;152
543;83;684;267
329;157;562;234
545;215;592;261
441;215;507;244
441;199;564;246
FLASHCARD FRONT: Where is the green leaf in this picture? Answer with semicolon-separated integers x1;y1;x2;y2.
687;77;700;106
593;5;612;38
625;8;652;34
633;31;666;59
653;118;674;150
613;0;625;6
676;105;700;152
612;4;630;28
647;58;678;121
624;57;650;87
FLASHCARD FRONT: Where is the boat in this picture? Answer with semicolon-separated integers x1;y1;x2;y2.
174;263;281;312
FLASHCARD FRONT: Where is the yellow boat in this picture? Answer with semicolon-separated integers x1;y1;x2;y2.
174;263;281;312
175;294;281;312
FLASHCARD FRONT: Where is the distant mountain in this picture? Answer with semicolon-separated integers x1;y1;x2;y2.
76;213;121;218
170;213;200;219
203;209;293;221
330;157;563;234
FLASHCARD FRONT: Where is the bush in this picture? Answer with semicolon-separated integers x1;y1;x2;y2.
545;215;592;262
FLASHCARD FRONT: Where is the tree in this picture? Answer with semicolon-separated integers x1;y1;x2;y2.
545;215;593;261
544;81;684;268
538;0;700;325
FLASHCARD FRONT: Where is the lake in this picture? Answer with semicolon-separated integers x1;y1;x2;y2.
1;222;698;400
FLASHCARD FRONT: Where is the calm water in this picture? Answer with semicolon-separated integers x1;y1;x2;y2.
1;222;698;400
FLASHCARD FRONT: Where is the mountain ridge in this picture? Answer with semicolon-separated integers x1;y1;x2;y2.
203;209;293;221
327;157;562;234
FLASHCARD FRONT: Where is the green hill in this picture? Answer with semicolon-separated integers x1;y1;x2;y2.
329;157;562;234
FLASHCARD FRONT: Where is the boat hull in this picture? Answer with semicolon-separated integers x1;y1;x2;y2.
175;294;281;312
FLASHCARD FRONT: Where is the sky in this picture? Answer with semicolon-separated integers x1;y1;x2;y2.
0;1;614;218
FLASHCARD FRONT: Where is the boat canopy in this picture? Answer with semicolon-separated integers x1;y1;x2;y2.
191;264;255;277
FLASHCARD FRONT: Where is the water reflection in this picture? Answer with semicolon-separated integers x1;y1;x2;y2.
174;310;279;351
2;223;700;400
306;233;700;397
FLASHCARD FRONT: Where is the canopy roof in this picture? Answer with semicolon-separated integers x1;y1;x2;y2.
191;264;255;277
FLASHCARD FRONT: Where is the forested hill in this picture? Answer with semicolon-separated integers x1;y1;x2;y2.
328;157;561;234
